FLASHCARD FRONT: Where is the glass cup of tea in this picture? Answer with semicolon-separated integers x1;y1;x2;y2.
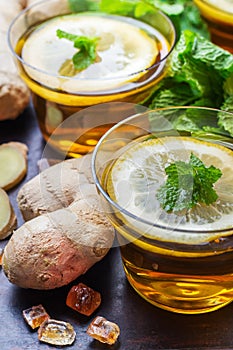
92;106;233;314
194;0;233;53
8;0;176;157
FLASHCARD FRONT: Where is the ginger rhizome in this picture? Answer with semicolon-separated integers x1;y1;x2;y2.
0;0;30;120
3;155;115;289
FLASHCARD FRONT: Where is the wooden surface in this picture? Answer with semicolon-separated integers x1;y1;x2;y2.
1;105;233;350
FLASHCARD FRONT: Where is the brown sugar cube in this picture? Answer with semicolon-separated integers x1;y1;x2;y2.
66;283;101;316
22;304;50;329
38;319;76;346
87;316;120;345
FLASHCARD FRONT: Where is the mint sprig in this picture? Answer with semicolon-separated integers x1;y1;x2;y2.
56;29;99;72
157;153;222;212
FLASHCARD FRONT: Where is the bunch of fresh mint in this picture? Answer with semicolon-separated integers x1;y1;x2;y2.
147;30;233;137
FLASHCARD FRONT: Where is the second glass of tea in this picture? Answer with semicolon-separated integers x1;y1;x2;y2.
8;0;175;156
92;106;233;314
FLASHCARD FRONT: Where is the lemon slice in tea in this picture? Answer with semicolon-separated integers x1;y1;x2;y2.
22;13;161;93
107;136;233;244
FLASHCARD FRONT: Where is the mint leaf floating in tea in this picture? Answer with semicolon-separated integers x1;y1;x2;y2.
56;29;99;75
157;153;222;212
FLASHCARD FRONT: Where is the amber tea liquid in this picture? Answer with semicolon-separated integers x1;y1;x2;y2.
117;232;233;314
15;13;173;157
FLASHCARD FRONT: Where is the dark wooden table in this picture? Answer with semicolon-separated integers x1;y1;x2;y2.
1;104;233;350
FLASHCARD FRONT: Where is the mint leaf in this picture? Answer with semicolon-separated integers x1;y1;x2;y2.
219;75;233;136
73;36;99;70
149;81;196;109
157;160;194;212
57;29;78;42
157;153;222;212
56;29;99;71
147;0;209;40
178;1;210;39
218;97;233;137
99;0;136;15
68;0;99;12
100;0;158;19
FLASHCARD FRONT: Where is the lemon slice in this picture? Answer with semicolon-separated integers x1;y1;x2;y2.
107;136;233;244
205;0;233;14
22;13;161;93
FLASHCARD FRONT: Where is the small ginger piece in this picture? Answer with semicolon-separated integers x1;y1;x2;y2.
23;304;50;329
0;142;28;190
0;0;30;121
87;316;120;345
0;188;17;240
66;283;101;316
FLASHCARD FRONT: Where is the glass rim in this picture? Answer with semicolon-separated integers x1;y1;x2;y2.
7;0;176;83
91;105;233;237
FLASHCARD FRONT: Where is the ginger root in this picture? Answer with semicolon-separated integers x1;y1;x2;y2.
0;188;17;240
0;0;72;120
0;0;30;121
0;142;28;190
3;155;115;290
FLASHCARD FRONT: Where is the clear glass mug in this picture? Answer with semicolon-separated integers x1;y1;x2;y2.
92;106;233;314
8;0;176;157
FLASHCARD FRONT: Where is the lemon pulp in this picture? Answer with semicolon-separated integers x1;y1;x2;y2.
22;13;161;93
107;136;233;244
205;0;233;14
